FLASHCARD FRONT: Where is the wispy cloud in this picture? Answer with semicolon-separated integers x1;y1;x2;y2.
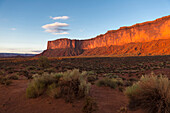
0;48;43;54
52;32;69;35
42;22;69;35
50;16;69;20
11;28;16;31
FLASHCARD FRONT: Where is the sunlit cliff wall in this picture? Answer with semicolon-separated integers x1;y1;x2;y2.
47;15;170;50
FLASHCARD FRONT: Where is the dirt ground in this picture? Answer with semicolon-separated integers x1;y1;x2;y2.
0;56;170;113
0;80;145;113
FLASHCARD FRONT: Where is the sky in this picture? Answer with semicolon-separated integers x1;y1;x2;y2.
0;0;170;54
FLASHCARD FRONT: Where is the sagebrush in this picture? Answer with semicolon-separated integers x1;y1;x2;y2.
26;69;91;102
125;74;170;113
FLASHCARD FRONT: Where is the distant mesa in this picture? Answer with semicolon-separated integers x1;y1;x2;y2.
0;53;36;58
39;15;170;57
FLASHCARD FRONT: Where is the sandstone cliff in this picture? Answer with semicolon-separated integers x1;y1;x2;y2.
41;15;170;57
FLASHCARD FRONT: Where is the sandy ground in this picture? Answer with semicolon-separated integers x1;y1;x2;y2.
0;80;145;113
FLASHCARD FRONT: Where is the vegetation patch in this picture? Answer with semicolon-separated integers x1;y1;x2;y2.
9;74;19;80
38;56;49;68
26;69;91;102
96;77;123;89
125;74;170;113
82;96;98;113
0;76;12;85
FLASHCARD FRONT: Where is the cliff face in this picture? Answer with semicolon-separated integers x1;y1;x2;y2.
81;39;170;56
42;15;170;57
47;15;170;50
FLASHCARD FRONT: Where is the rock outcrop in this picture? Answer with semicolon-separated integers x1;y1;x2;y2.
41;15;170;57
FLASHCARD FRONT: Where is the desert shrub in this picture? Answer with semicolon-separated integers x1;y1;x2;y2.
44;67;56;73
124;80;133;87
38;56;49;68
121;77;126;80
87;71;96;75
26;72;61;98
112;74;119;78
26;69;91;102
9;74;19;80
4;67;12;71
0;71;4;75
125;74;170;113
118;86;124;92
117;106;128;113
7;70;14;74
82;96;98;113
86;71;98;83
96;78;117;89
129;78;138;82
87;74;98;83
104;73;119;78
26;66;36;70
19;70;32;79
47;83;61;98
114;78;124;86
30;71;36;75
0;77;12;85
59;69;91;102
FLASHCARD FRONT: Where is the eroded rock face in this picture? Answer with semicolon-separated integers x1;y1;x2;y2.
47;15;170;50
40;15;170;57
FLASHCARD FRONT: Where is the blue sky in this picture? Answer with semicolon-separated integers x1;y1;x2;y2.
0;0;170;54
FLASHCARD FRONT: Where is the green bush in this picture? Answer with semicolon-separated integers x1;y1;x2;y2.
26;66;37;70
0;76;12;85
26;69;91;102
118;86;124;92
106;73;119;79
129;78;138;82
0;71;4;75
47;83;61;98
117;106;128;113
125;74;170;113
44;68;56;73
124;80;133;87
19;70;32;79
87;74;98;83
87;71;96;75
26;72;60;98
59;69;91;102
38;56;49;68
82;96;98;113
9;74;19;80
96;78;118;89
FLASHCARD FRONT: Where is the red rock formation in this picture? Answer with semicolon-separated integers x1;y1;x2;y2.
81;39;170;56
41;15;170;57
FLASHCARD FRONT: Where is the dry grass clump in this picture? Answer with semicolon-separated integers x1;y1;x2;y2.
96;77;123;89
125;74;170;113
26;72;59;98
0;76;12;85
86;71;98;84
37;56;49;68
59;69;91;102
117;106;128;113
9;74;19;80
26;69;91;102
82;96;98;113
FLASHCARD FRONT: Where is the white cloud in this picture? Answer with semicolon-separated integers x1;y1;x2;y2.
11;28;16;31
42;22;68;29
42;22;69;35
52;32;69;35
0;48;43;54
50;16;69;20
